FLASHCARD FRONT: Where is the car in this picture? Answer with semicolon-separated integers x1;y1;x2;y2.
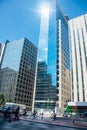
83;112;87;118
1;106;9;113
1;105;13;113
1;102;27;115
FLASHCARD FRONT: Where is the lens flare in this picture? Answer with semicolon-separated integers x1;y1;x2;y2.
41;7;49;17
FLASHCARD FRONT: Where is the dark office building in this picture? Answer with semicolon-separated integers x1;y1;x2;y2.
0;38;38;111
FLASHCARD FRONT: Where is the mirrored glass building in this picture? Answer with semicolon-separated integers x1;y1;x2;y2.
35;0;70;113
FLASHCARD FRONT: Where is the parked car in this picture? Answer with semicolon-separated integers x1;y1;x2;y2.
83;112;87;118
1;104;17;114
1;102;27;115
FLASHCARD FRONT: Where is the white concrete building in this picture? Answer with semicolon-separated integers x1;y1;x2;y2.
69;14;87;102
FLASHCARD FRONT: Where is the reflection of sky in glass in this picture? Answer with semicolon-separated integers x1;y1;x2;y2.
38;1;70;87
0;43;6;64
48;1;70;86
47;2;56;86
1;38;24;71
38;8;49;63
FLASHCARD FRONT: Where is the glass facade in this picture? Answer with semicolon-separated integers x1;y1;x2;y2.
0;38;38;111
35;61;56;110
0;41;8;68
0;67;18;101
38;8;49;63
48;1;70;87
35;0;70;112
1;38;24;71
47;1;70;109
47;1;56;86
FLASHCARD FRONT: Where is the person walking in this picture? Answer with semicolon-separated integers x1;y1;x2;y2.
4;107;10;119
14;106;20;120
7;107;12;122
41;112;43;120
53;112;56;121
33;110;36;119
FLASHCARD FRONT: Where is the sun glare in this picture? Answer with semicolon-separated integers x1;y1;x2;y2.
41;7;49;16
41;4;50;17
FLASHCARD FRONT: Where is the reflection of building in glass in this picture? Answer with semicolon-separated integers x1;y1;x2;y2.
35;0;70;112
0;38;37;111
69;14;87;102
34;62;56;110
0;67;17;102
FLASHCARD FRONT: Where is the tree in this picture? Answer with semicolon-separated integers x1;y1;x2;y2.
7;95;11;102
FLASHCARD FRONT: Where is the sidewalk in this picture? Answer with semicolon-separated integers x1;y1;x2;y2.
20;115;87;129
0;113;87;129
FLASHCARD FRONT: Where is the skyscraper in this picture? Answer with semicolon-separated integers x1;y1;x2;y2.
48;0;70;111
69;14;87;102
0;41;8;68
35;0;70;113
0;38;37;111
35;61;56;110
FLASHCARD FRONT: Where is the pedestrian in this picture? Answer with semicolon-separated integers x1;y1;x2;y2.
41;112;43;120
7;107;12;123
14;106;20;120
80;113;81;118
73;119;75;123
33;110;36;119
23;109;27;116
53;112;56;121
4;109;8;119
50;112;53;120
4;107;10;119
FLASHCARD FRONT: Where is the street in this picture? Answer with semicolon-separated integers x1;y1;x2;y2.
0;119;86;130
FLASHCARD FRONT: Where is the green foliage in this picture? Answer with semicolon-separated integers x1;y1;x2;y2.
7;96;11;102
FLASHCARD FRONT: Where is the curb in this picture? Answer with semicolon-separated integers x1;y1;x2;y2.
20;118;87;130
56;117;87;122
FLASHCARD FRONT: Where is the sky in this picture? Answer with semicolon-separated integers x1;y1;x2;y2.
0;0;87;46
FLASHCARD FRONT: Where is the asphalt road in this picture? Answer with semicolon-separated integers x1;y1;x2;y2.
0;119;85;130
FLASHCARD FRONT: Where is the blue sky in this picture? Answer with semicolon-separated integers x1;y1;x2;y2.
0;0;87;46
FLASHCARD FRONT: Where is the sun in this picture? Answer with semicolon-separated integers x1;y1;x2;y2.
41;7;49;16
40;4;50;18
